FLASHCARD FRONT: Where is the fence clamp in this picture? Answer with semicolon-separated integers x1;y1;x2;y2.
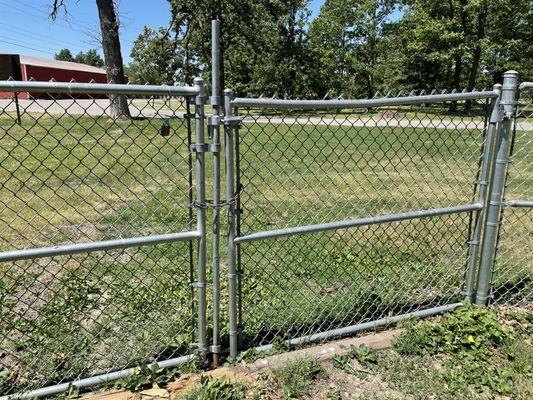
207;115;221;126
209;345;221;354
222;116;244;127
190;143;222;153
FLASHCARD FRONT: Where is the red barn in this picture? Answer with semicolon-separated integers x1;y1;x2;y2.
0;54;108;99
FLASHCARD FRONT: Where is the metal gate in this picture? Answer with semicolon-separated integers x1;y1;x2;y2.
223;88;500;356
0;79;208;397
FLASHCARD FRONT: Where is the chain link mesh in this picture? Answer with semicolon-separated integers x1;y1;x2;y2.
0;91;197;394
235;97;489;348
491;88;532;306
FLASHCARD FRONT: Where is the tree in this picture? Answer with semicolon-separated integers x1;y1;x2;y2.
163;0;313;96
55;48;104;67
51;0;130;119
95;0;130;118
248;1;316;97
309;0;400;98
55;48;74;62
128;27;192;85
74;49;105;67
398;0;531;93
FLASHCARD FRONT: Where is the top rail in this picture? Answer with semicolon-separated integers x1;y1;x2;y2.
519;82;533;91
232;91;498;110
0;80;199;96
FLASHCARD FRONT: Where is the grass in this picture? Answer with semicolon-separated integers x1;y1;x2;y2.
268;357;326;399
0;103;531;394
376;306;533;399
182;376;246;400
245;306;533;399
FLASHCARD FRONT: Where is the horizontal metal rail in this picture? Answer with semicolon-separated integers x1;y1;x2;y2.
253;303;462;352
0;354;195;400
0;231;202;262
0;80;198;96
234;204;482;243
504;200;533;208
232;91;498;110
519;82;533;91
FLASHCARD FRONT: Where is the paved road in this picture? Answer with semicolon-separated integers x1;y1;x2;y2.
243;116;533;131
1;99;532;131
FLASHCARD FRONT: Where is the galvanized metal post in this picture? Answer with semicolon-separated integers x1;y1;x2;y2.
210;19;222;366
193;77;208;357
224;88;239;357
464;84;502;302
476;71;519;305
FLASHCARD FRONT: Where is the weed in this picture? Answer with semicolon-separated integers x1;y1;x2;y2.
270;357;325;399
182;376;245;400
333;344;379;374
225;336;291;365
390;306;529;397
326;387;342;400
350;345;379;367
115;362;193;391
393;305;513;357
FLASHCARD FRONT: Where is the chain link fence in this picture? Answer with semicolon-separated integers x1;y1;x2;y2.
490;83;532;306
227;92;496;351
0;73;531;397
0;82;204;396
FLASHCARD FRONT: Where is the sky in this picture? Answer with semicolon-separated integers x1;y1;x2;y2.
0;0;402;64
0;0;325;64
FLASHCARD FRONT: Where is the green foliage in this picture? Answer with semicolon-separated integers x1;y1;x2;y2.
128;27;189;84
226;336;291;365
333;344;379;374
115;363;188;391
397;0;532;91
74;49;104;68
55;48;74;62
54;48;104;67
327;387;342;400
270;357;325;399
309;0;400;98
182;376;245;400
392;306;526;396
394;305;513;357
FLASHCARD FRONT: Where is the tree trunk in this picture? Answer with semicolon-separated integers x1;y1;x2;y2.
449;55;462;112
96;0;130;119
465;1;488;112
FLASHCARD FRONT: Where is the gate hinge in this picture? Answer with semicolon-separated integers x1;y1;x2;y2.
190;143;222;153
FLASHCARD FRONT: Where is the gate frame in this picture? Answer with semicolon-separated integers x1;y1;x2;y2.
224;89;500;357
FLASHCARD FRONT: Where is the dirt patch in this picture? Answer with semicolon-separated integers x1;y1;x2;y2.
308;361;406;400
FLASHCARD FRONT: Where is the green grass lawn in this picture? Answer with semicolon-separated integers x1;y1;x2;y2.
0;107;530;394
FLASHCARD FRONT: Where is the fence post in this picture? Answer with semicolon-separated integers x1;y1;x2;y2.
475;70;519;305
210;19;222;366
193;77;208;358
464;84;502;302
224;88;239;357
